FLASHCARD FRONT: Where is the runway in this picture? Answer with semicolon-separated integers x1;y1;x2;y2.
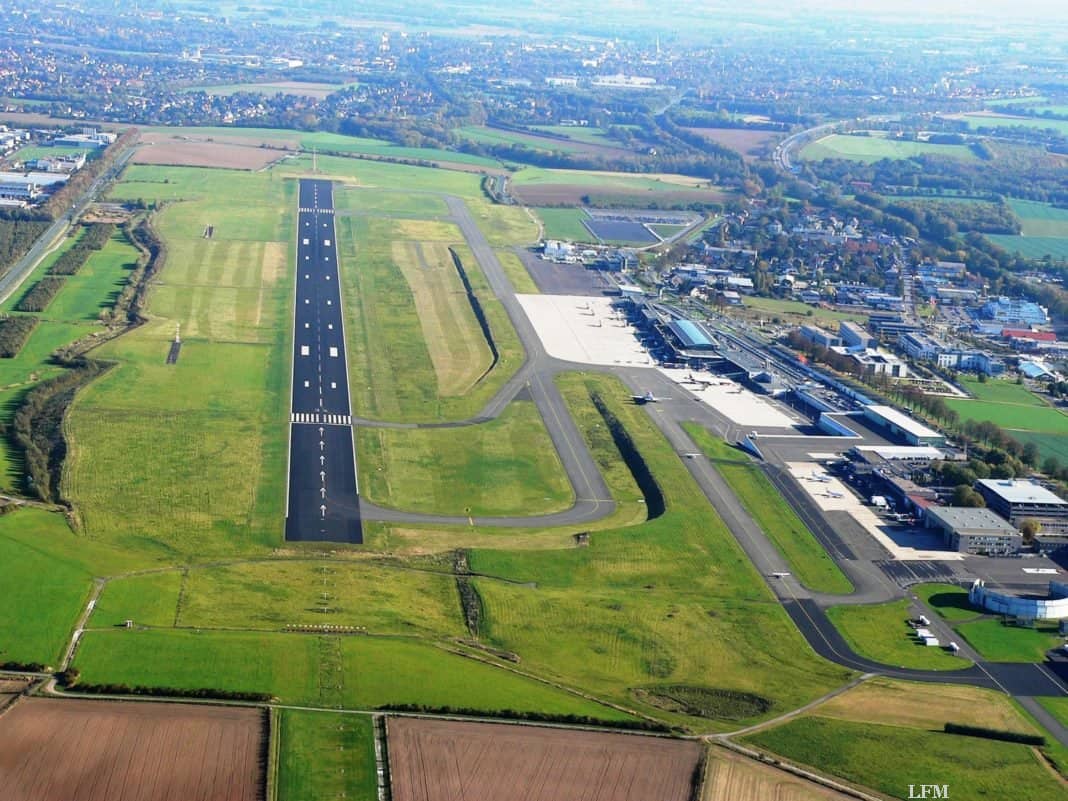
284;178;362;543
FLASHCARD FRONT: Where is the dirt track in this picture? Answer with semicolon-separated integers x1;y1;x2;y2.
0;698;264;801
387;718;702;801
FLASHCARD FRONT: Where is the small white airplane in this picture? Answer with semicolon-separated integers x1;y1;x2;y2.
631;390;668;404
811;470;830;483
826;490;844;498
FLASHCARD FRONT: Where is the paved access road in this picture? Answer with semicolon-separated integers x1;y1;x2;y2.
284;179;362;543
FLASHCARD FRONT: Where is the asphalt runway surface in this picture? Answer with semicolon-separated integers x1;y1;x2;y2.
284;179;362;543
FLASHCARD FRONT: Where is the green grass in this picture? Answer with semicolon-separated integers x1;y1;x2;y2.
912;583;980;622
73;628;632;718
276;711;377;801
276;154;485;199
358;400;574;517
800;134;978;163
535;207;593;241
10;145;95;161
335;216;523;422
531;125;630;147
959;375;1046;405
1038;696;1068;728
44;230;138;322
511;167;716;193
1008;200;1068;238
464;373;853;732
174;560;467;637
0;509;94;665
683;423;853;595
956;113;1068;137
739;295;867;326
90;572;183;628
955;618;1065;662
944;397;1068;433
333;186;449;217
0;507;145;665
986;235;1068;261
456;125;596;156
496;250;539;294
1011;431;1068;466
300;131;501;168
745;716;1063;801
827;600;972;670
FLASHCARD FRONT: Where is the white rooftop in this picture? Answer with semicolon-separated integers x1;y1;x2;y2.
0;170;69;186
856;445;945;460
977;479;1067;506
865;405;942;440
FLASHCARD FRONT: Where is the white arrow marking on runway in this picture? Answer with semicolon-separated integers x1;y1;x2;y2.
320;471;326;482
320;487;327;498
320;505;327;518
319;427;324;436
320;440;325;451
320;455;326;466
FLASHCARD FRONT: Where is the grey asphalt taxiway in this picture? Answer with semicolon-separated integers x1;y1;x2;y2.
284;179;362;543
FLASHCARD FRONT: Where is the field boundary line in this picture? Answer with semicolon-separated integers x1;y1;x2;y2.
266;706;281;801
719;673;874;739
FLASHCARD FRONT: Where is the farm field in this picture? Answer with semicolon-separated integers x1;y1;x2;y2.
826;600;972;670
509;166;729;206
700;746;855;801
465;373;852;731
72;628;633;719
954;618;1065;662
184;80;356;99
684;423;853;594
456;125;631;158
1008;199;1068;237
800;134;978;163
682;126;781;161
0;697;264;801
357;401;574;517
276;711;377;801
986;235;1068;261
953;112;1068;137
944;397;1068;433
387;717;702;801
744;715;1062;801
1012;431;1068;465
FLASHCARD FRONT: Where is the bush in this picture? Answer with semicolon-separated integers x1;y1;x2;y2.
379;704;672;732
944;722;1046;746
15;277;66;312
69;682;272;703
0;316;39;358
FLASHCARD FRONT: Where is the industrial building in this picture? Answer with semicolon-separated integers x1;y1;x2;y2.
839;320;874;350
924;506;1022;555
980;296;1049;327
799;324;840;348
975;479;1068;536
848;348;908;378
863;405;945;447
970;579;1068;620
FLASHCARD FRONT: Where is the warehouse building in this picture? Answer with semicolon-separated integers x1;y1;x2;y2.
924;506;1022;555
863;404;945;447
975;479;1068;536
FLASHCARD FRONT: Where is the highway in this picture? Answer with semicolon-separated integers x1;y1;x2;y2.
284;179;362;543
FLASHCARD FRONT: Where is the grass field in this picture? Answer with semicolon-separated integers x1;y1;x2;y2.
1012;431;1068;466
955;618;1065;662
333;186;449;217
800;134;978;163
1039;697;1068;728
276;711;377;801
1008;199;1068;237
959;375;1046;405
827;600;972;670
465;373;852;731
456;125;624;157
955;112;1068;137
91;572;184;629
535;207;593;241
73;628;633;718
815;677;1039;733
9;145;95;162
944;397;1068;433
683;423;853;595
912;583;979;622
358;401;573;517
496;250;539;294
531;125;631;146
738;295;867;328
988;234;1068;261
391;239;493;396
745;716;1062;801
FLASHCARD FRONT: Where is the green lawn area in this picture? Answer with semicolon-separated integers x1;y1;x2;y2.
300;131;501;168
912;583;980;622
943;397;1068;433
44;229;138;322
73;628;633;718
801;134;978;163
531;125;628;147
0;507;142;665
535;207;593;241
333;186;449;217
465;373;853;732
1038;696;1068;728
276;711;377;801
956;113;1068;137
456;125;595;156
1011;431;1068;466
1008;199;1068;238
987;235;1068;261
358;400;574;517
90;572;183;629
958;375;1045;405
745;716;1063;801
827;600;972;670
511;166;715;192
10;145;95;162
496;250;539;294
740;295;867;328
955;618;1065;662
683;423;853;595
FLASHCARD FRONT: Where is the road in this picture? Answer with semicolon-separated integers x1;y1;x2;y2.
284;179;362;543
0;145;137;305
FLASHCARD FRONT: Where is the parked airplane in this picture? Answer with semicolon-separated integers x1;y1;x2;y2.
826;490;844;498
811;470;830;483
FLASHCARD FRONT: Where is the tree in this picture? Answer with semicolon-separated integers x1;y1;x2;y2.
951;484;985;507
1020;518;1041;543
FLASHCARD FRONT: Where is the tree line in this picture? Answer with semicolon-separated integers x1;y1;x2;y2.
15;277;66;313
48;223;115;276
0;316;39;358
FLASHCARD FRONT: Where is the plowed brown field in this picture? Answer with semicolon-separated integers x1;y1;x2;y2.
387;718;702;801
0;698;264;801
